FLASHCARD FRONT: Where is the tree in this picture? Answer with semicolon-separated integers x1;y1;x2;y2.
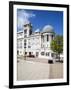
50;35;63;61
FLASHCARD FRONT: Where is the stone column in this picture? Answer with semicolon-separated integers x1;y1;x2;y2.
49;34;52;42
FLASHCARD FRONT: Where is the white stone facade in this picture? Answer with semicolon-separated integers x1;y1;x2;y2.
17;22;63;61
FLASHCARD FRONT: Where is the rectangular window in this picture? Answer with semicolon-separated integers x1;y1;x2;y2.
24;43;26;46
24;29;27;34
36;52;39;56
24;42;26;48
24;46;26;48
46;52;50;56
41;35;44;42
52;35;54;40
51;53;54;57
29;52;31;55
24;24;27;27
41;52;45;55
24;39;26;42
56;54;59;59
28;46;31;48
25;52;27;55
17;50;19;55
47;35;49;41
29;30;32;35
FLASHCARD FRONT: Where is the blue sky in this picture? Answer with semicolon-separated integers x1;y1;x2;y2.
17;9;63;35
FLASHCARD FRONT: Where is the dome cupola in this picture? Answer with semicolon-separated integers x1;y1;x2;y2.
42;25;54;33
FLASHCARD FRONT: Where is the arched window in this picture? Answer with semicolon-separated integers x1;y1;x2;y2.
24;29;27;34
46;52;50;56
41;52;45;55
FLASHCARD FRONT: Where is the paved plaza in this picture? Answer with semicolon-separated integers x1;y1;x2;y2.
17;57;63;80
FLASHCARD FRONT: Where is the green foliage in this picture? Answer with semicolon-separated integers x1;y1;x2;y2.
51;35;63;54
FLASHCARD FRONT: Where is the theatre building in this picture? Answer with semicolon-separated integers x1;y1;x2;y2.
17;22;63;61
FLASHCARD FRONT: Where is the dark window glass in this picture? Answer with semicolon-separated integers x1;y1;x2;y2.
24;42;26;48
29;30;32;35
36;52;39;56
56;54;59;59
51;53;54;57
24;29;27;34
24;40;27;48
24;24;27;27
43;36;44;42
29;52;31;55
52;35;54;40
28;46;31;48
46;52;50;56
24;43;26;46
41;35;44;42
24;39;26;42
17;50;19;55
41;52;45;55
24;47;26;48
25;52;27;55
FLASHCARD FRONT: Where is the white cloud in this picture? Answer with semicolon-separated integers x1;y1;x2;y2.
17;9;35;31
35;28;40;32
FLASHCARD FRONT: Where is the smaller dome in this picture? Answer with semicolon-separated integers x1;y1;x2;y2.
42;25;54;33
